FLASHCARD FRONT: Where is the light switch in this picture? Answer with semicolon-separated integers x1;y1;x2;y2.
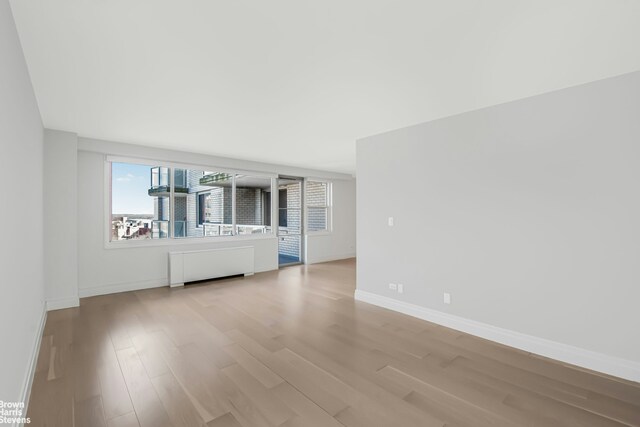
388;217;394;227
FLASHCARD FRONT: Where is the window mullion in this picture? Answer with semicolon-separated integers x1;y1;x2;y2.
231;174;237;235
169;167;174;239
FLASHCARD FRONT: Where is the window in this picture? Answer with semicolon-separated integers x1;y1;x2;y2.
306;181;330;232
178;168;233;238
151;166;169;189
109;159;277;243
111;162;170;240
235;175;273;235
197;193;207;226
278;189;288;227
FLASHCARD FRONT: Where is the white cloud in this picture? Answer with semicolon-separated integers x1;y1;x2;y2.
116;173;138;182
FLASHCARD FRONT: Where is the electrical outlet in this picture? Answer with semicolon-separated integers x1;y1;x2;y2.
444;292;451;304
389;283;397;291
388;217;394;227
397;284;404;294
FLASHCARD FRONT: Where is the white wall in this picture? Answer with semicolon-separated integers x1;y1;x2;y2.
305;178;356;264
44;129;79;309
357;71;640;379
77;137;356;296
0;0;45;405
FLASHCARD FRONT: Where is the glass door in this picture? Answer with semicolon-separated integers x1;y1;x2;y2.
278;177;303;266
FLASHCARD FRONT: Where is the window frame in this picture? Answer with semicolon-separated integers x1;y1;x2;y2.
104;155;278;249
304;179;332;235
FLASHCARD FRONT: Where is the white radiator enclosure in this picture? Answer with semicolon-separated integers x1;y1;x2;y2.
169;246;254;287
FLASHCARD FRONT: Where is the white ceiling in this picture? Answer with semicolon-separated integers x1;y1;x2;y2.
9;0;640;174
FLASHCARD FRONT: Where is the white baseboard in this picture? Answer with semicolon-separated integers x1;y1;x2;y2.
306;252;356;265
79;278;168;298
46;296;80;311
19;301;47;426
354;289;640;383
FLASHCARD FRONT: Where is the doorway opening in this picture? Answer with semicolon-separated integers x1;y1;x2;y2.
278;177;303;266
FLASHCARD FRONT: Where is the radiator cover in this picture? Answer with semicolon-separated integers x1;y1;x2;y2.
169;246;254;287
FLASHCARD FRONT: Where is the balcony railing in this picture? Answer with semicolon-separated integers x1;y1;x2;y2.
203;223;233;237
152;221;269;238
148;186;188;196
200;172;233;186
151;220;169;239
149;167;188;196
237;225;269;235
203;223;269;237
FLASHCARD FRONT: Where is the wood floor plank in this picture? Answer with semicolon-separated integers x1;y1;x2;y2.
106;412;140;427
107;313;134;351
265;348;350;416
71;343;101;403
223;343;284;389
272;382;345;427
206;412;243;427
116;347;173;427
74;395;107;427
98;352;135;420
220;363;296;426
27;375;74;427
213;372;274;427
151;372;207;427
160;341;229;421
131;331;171;378
35;335;53;374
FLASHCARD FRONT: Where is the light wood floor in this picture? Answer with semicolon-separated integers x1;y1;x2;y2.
28;259;640;427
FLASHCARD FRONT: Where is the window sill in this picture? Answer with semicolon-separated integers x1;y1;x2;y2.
105;233;277;250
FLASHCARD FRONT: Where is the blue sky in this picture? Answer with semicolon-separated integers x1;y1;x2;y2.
112;162;154;214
